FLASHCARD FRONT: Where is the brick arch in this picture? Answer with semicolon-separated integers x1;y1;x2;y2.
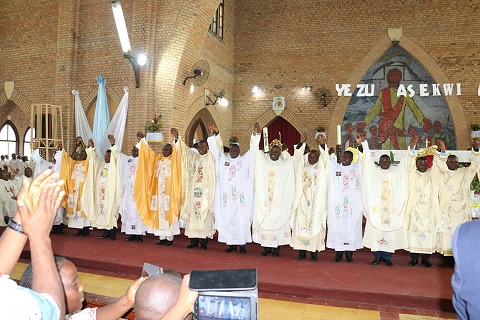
185;107;216;146
251;108;313;145
329;35;469;149
153;0;224;131
0;87;32;116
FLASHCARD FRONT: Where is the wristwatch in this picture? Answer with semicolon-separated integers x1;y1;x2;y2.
8;219;25;235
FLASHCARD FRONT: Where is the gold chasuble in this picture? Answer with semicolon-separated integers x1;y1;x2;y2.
134;140;182;229
60;150;89;218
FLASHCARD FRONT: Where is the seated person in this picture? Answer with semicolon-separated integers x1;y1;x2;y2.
20;256;144;320
0;169;67;319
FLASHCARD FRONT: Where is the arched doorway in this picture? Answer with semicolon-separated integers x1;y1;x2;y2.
185;108;216;147
259;116;301;155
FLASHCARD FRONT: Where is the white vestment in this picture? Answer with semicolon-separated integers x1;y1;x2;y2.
208;134;254;245
435;151;480;256
32;150;65;225
362;141;408;253
251;134;294;247
290;144;328;252
119;154;147;235
326;150;364;252
82;146;120;230
404;150;440;254
178;138;215;238
0;179;17;225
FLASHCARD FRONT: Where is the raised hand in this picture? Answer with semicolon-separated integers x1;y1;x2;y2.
170;128;179;139
316;133;327;145
253;122;261;134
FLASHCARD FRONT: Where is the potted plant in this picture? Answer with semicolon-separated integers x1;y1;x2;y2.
146;114;162;132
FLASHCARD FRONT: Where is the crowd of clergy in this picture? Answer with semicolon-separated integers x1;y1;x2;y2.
1;122;478;268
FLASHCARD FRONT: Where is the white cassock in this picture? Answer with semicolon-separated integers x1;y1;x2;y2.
435;150;480;256
404;149;440;254
251;133;294;247
32;150;65;226
119;154;147;235
82;146;121;230
290;143;328;252
177;137;215;239
208;134;254;245
326;148;364;252
0;179;17;226
361;141;408;253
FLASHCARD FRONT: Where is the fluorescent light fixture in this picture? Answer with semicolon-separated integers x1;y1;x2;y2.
252;86;260;94
190;83;195;93
112;1;131;53
137;53;147;66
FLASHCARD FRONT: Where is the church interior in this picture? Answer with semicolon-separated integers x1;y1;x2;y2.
2;0;480;319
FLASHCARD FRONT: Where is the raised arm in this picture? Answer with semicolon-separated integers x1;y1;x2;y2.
17;170;67;318
96;277;146;320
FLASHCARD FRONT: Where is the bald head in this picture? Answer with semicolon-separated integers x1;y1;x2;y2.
134;273;182;320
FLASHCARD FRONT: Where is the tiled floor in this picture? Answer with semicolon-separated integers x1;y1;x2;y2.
10;262;456;320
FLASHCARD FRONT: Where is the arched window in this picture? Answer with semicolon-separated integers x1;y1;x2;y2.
0;122;18;157
23;127;36;157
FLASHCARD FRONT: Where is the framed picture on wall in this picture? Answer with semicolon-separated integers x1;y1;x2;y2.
272;97;285;112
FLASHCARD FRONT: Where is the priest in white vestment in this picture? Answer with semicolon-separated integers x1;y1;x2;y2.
361;139;408;266
327;139;364;263
82;136;121;240
404;137;441;267
207;124;254;254
173;128;215;249
435;141;480;266
119;145;147;242
0;170;18;226
291;133;329;261
251;122;295;257
32;147;65;233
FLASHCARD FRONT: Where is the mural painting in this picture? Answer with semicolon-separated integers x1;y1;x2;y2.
342;45;455;150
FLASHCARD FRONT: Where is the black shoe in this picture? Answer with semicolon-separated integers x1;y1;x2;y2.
125;235;136;242
165;240;173;246
75;229;84;236
225;245;237;253
296;251;306;260
371;257;381;265
156;239;167;245
98;230;110;239
82;227;90;236
422;260;433;267
200;239;208;249
345;252;353;263
311;252;318;262
185;244;196;248
272;248;279;257
408;259;418;266
109;228;117;240
136;235;143;242
239;245;247;254
384;259;394;267
334;252;343;262
260;248;272;256
56;223;64;234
